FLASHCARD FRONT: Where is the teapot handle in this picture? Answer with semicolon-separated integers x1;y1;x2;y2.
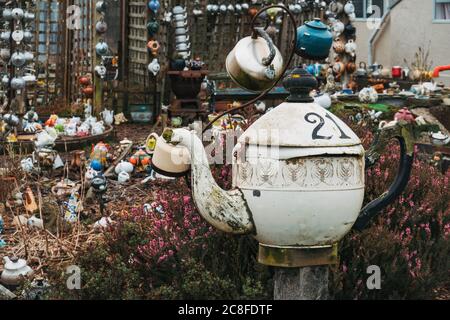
252;27;276;67
352;122;415;231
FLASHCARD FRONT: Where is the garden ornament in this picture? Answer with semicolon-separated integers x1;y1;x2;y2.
151;65;432;267
226;27;283;92
148;6;438;285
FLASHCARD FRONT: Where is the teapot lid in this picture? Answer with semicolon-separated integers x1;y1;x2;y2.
238;67;362;150
305;18;329;30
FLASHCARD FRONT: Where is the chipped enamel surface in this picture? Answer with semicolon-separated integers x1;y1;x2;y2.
174;129;254;234
172;99;367;247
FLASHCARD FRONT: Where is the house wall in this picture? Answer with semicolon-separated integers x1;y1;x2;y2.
353;0;450;84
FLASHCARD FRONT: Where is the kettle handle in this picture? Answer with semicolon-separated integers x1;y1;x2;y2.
252;27;276;67
352;122;415;231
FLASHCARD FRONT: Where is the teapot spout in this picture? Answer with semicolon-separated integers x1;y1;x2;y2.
171;128;255;234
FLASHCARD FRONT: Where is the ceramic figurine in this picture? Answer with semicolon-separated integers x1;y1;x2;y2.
359;87;379;103
100;109;114;126
64;192;81;223
114;113;128;125
24;187;38;214
129;149;152;172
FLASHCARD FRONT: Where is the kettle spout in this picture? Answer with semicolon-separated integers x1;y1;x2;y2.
171;128;255;235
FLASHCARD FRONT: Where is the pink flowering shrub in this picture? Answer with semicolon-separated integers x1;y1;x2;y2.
331;123;450;300
49;171;270;300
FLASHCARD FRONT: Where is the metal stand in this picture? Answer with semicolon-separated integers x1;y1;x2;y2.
274;266;329;300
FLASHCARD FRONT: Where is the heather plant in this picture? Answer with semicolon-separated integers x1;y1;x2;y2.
49;174;270;300
49;114;448;300
331;123;450;300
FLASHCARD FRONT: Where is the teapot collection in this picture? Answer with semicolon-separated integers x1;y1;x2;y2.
93;1;113;81
0;3;35;96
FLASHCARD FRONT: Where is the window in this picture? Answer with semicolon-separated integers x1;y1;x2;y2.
434;0;450;21
354;0;389;19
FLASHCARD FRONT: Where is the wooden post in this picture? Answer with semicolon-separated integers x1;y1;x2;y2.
274;266;329;300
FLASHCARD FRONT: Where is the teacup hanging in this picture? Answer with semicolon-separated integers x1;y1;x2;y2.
147;19;160;36
148;0;161;14
96;40;109;56
11;8;24;20
148;59;161;76
96;1;107;14
96;20;108;34
95;65;107;79
147;40;160;56
344;1;355;15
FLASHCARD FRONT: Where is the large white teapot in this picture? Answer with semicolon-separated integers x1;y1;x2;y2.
153;68;421;267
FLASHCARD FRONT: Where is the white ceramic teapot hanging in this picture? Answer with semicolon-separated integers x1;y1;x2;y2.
12;29;24;43
226;27;283;92
1;75;9;86
0;31;11;41
23;51;34;62
23;11;35;21
2;8;13;20
96;0;107;13
11;52;26;67
148;58;161;76
11;8;24;20
332;20;345;36
344;1;355;14
11;77;26;90
96;20;108;34
95;65;107;79
329;0;344;14
96;41;109;56
173;5;186;15
1;256;34;286
345;39;357;57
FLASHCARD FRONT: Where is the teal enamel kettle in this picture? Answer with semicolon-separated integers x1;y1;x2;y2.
296;18;333;60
